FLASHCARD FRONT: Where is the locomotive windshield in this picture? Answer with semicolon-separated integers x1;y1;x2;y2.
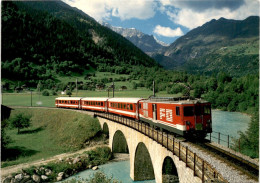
204;105;211;115
184;106;194;116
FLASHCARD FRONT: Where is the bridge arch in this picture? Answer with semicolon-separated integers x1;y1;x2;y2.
134;142;155;181
103;122;109;138
162;156;179;183
97;116;201;183
112;130;129;153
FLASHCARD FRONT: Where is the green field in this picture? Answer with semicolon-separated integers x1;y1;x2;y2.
2;108;101;167
2;90;180;107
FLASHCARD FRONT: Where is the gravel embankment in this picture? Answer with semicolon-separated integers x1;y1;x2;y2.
181;141;258;183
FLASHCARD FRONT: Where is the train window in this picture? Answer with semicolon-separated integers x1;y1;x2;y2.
139;103;141;109
176;106;180;116
204;105;211;115
101;102;103;106
123;104;125;109
127;104;130;110
130;104;133;110
184;106;194;116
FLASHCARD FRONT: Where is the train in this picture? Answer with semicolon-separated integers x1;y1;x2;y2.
55;96;212;139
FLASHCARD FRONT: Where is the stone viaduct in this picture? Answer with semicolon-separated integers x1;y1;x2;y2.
97;116;202;183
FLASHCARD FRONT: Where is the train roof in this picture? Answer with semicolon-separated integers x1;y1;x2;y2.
81;97;109;101
55;97;82;100
108;98;143;103
142;97;210;105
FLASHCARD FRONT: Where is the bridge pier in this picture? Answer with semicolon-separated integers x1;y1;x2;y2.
98;117;201;183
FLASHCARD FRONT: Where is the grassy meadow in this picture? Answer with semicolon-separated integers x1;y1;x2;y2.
2;90;180;107
2;108;101;167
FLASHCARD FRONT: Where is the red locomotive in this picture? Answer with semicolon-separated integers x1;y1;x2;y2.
55;97;212;138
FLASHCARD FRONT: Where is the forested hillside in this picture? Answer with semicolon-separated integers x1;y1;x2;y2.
154;16;259;77
2;1;157;86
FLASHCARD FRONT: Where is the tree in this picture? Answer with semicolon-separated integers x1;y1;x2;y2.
10;113;31;134
66;89;72;97
1;120;11;150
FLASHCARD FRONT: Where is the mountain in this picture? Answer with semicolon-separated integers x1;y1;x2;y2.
155;16;259;76
99;21;168;56
2;1;158;85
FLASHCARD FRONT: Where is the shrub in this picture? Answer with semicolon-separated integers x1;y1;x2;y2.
42;90;50;96
52;90;57;96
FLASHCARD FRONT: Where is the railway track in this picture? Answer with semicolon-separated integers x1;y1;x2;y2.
185;140;259;181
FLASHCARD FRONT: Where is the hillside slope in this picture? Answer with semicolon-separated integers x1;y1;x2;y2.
2;1;157;86
154;16;259;76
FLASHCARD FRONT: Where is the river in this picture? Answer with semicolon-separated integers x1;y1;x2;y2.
63;110;251;183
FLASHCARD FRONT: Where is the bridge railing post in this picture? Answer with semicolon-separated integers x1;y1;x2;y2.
218;132;220;144
152;127;154;140
167;132;168;149
194;153;196;176
186;146;188;167
179;141;181;160
157;129;159;142
202;160;205;183
162;130;163;146
172;137;175;155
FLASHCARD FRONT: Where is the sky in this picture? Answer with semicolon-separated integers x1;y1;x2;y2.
62;0;259;44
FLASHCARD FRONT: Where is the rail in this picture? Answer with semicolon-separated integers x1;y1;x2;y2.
94;112;227;183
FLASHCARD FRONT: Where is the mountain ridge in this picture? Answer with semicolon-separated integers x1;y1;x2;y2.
153;16;259;76
99;21;168;55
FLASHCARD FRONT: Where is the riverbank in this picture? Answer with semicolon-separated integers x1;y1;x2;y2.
1;146;119;183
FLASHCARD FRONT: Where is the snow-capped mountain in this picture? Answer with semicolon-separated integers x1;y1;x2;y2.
99;21;168;55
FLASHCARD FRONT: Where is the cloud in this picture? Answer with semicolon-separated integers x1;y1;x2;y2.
161;0;259;29
160;0;245;12
62;0;156;21
153;25;184;37
63;0;111;20
107;1;156;20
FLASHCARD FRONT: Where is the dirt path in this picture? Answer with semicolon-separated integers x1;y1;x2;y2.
1;145;107;178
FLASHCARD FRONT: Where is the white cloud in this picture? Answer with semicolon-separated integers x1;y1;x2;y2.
62;0;156;21
63;0;259;30
107;1;156;20
63;0;111;20
160;0;259;29
153;25;184;37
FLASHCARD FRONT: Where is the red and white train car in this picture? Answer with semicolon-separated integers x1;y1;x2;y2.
139;98;212;138
55;96;212;138
55;97;82;109
107;98;143;119
81;97;109;112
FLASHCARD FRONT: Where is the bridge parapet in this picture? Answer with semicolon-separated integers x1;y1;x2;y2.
95;112;227;183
